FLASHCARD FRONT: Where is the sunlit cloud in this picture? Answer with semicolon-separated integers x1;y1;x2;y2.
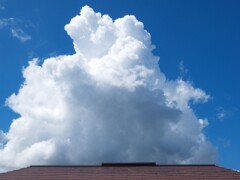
0;6;217;172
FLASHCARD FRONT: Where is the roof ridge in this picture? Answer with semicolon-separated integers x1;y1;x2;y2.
29;164;217;168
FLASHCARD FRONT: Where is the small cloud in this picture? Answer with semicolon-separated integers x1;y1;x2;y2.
216;107;228;121
178;60;188;78
216;107;239;122
0;5;5;11
199;118;209;129
218;138;231;148
0;18;33;42
217;112;226;121
11;28;32;42
0;18;14;29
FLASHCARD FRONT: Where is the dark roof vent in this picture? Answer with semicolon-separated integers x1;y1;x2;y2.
101;162;156;167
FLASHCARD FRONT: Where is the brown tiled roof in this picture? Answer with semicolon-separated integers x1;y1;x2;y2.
0;163;239;180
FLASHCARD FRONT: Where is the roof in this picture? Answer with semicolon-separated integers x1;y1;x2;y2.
0;163;239;180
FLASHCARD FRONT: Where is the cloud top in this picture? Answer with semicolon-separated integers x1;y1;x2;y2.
0;6;217;172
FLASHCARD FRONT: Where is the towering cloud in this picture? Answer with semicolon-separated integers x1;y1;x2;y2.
0;6;217;172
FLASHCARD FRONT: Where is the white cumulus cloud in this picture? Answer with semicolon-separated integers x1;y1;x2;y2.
0;6;217;172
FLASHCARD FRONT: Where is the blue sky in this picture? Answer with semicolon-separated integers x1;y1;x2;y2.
0;0;240;171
